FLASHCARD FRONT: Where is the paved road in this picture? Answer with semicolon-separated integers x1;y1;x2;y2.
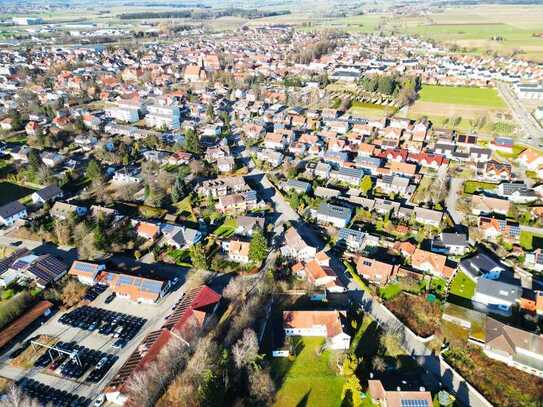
497;82;543;149
519;224;543;235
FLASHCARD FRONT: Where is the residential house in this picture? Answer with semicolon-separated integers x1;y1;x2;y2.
136;222;161;240
478;217;520;242
337;228;379;253
293;256;344;293
316;203;352;228
281;227;317;261
483;318;543;378
2;253;67;288
356;256;395;286
217;190;259;213
282;310;350;350
217;156;235;173
285;179;312;194
161;224;202;249
330;167;364;186
50;202;87;220
471;195;511;216
314;162;332;179
234;216;265;237
473;278;521;312
198;177;249;198
517;148;543;170
479;160;512;182
0;201;27;226
413;207;443;227
411;248;452;280
496;182;538;203
112;167;142;184
41;152;64;168
31;184;63;205
367;380;433;407
256;148;284;167
524;249;543;272
222;240;250;264
431;233;469;256
376;175;409;195
264;132;288;150
459;251;505;281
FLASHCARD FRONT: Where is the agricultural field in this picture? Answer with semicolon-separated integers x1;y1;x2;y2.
418;85;505;108
271;337;345;407
385;5;543;62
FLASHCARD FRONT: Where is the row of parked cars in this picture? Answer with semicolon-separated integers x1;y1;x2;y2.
59;306;146;347
33;341;117;382
16;378;91;407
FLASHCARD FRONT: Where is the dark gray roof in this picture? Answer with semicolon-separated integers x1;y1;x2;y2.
35;184;62;201
476;278;521;302
286;179;311;192
440;233;469;247
318;202;352;221
0;201;26;219
460;251;504;279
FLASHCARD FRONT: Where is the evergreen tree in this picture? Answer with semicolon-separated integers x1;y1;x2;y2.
185;128;201;155
189;243;207;271
85;159;104;183
249;228;268;263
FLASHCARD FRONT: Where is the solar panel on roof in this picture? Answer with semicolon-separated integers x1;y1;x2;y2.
74;262;96;273
141;280;162;293
400;400;429;407
119;275;133;286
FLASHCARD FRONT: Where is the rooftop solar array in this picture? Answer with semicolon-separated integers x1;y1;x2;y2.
400;400;429;407
73;261;99;273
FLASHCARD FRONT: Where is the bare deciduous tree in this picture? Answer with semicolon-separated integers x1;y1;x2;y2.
232;328;259;369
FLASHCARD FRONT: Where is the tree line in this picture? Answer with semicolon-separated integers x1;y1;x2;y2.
119;8;291;20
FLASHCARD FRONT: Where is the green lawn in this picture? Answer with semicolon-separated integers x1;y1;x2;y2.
463;180;498;194
418;85;506;108
449;271;476;300
519;230;543;250
272;337;345;407
213;218;237;238
379;283;402;300
0;182;35;206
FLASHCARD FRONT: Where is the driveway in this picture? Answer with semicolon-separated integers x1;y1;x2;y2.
446;177;464;225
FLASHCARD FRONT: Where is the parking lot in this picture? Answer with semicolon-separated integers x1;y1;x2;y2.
0;279;188;402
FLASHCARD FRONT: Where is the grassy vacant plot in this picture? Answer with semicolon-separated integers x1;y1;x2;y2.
463;180;498;194
449;271;476;300
408;85;510;135
418;85;505;108
0;182;35;206
385;293;441;338
272;337;345;407
349;101;391;119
